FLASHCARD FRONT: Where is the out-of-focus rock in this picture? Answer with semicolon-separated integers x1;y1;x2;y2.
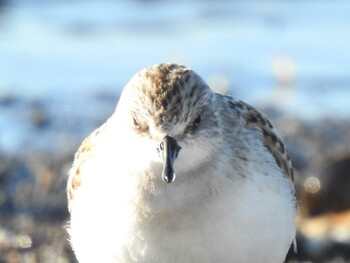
29;100;50;129
301;156;350;216
0;94;20;107
288;211;350;262
0;153;70;221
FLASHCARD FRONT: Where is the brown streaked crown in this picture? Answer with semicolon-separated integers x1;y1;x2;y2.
124;63;212;129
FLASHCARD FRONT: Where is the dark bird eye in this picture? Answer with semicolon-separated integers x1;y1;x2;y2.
193;115;201;126
133;117;139;126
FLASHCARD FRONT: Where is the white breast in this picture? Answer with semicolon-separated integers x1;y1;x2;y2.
69;154;296;263
68;122;296;263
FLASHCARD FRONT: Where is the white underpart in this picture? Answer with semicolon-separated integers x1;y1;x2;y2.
69;117;296;263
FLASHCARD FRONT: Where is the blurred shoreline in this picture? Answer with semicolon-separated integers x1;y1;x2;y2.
1;90;350;262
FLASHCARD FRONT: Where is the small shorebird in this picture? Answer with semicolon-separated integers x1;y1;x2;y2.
67;63;296;263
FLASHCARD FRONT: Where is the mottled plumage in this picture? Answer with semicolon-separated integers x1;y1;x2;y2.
67;63;297;263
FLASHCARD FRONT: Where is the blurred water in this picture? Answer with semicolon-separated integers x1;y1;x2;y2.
0;0;350;152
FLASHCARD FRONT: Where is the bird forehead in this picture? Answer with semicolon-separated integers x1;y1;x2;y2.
145;84;206;127
128;65;208;117
140;68;198;102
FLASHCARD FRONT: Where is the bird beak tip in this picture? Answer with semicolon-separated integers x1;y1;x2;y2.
158;136;181;183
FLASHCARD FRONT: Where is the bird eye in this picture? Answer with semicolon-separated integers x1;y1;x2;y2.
188;115;202;132
133;117;139;126
194;115;201;126
132;117;149;134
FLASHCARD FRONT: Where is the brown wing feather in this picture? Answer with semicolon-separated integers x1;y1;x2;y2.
67;123;107;212
240;101;294;181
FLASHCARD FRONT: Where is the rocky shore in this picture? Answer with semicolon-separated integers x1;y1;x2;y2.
1;93;350;262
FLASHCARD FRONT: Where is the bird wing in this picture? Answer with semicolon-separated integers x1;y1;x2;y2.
67;123;107;212
240;101;294;181
238;100;297;252
220;94;294;182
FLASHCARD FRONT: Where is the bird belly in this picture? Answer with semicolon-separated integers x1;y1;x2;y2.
69;168;296;263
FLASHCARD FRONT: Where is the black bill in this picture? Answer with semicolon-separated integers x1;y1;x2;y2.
158;136;181;183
